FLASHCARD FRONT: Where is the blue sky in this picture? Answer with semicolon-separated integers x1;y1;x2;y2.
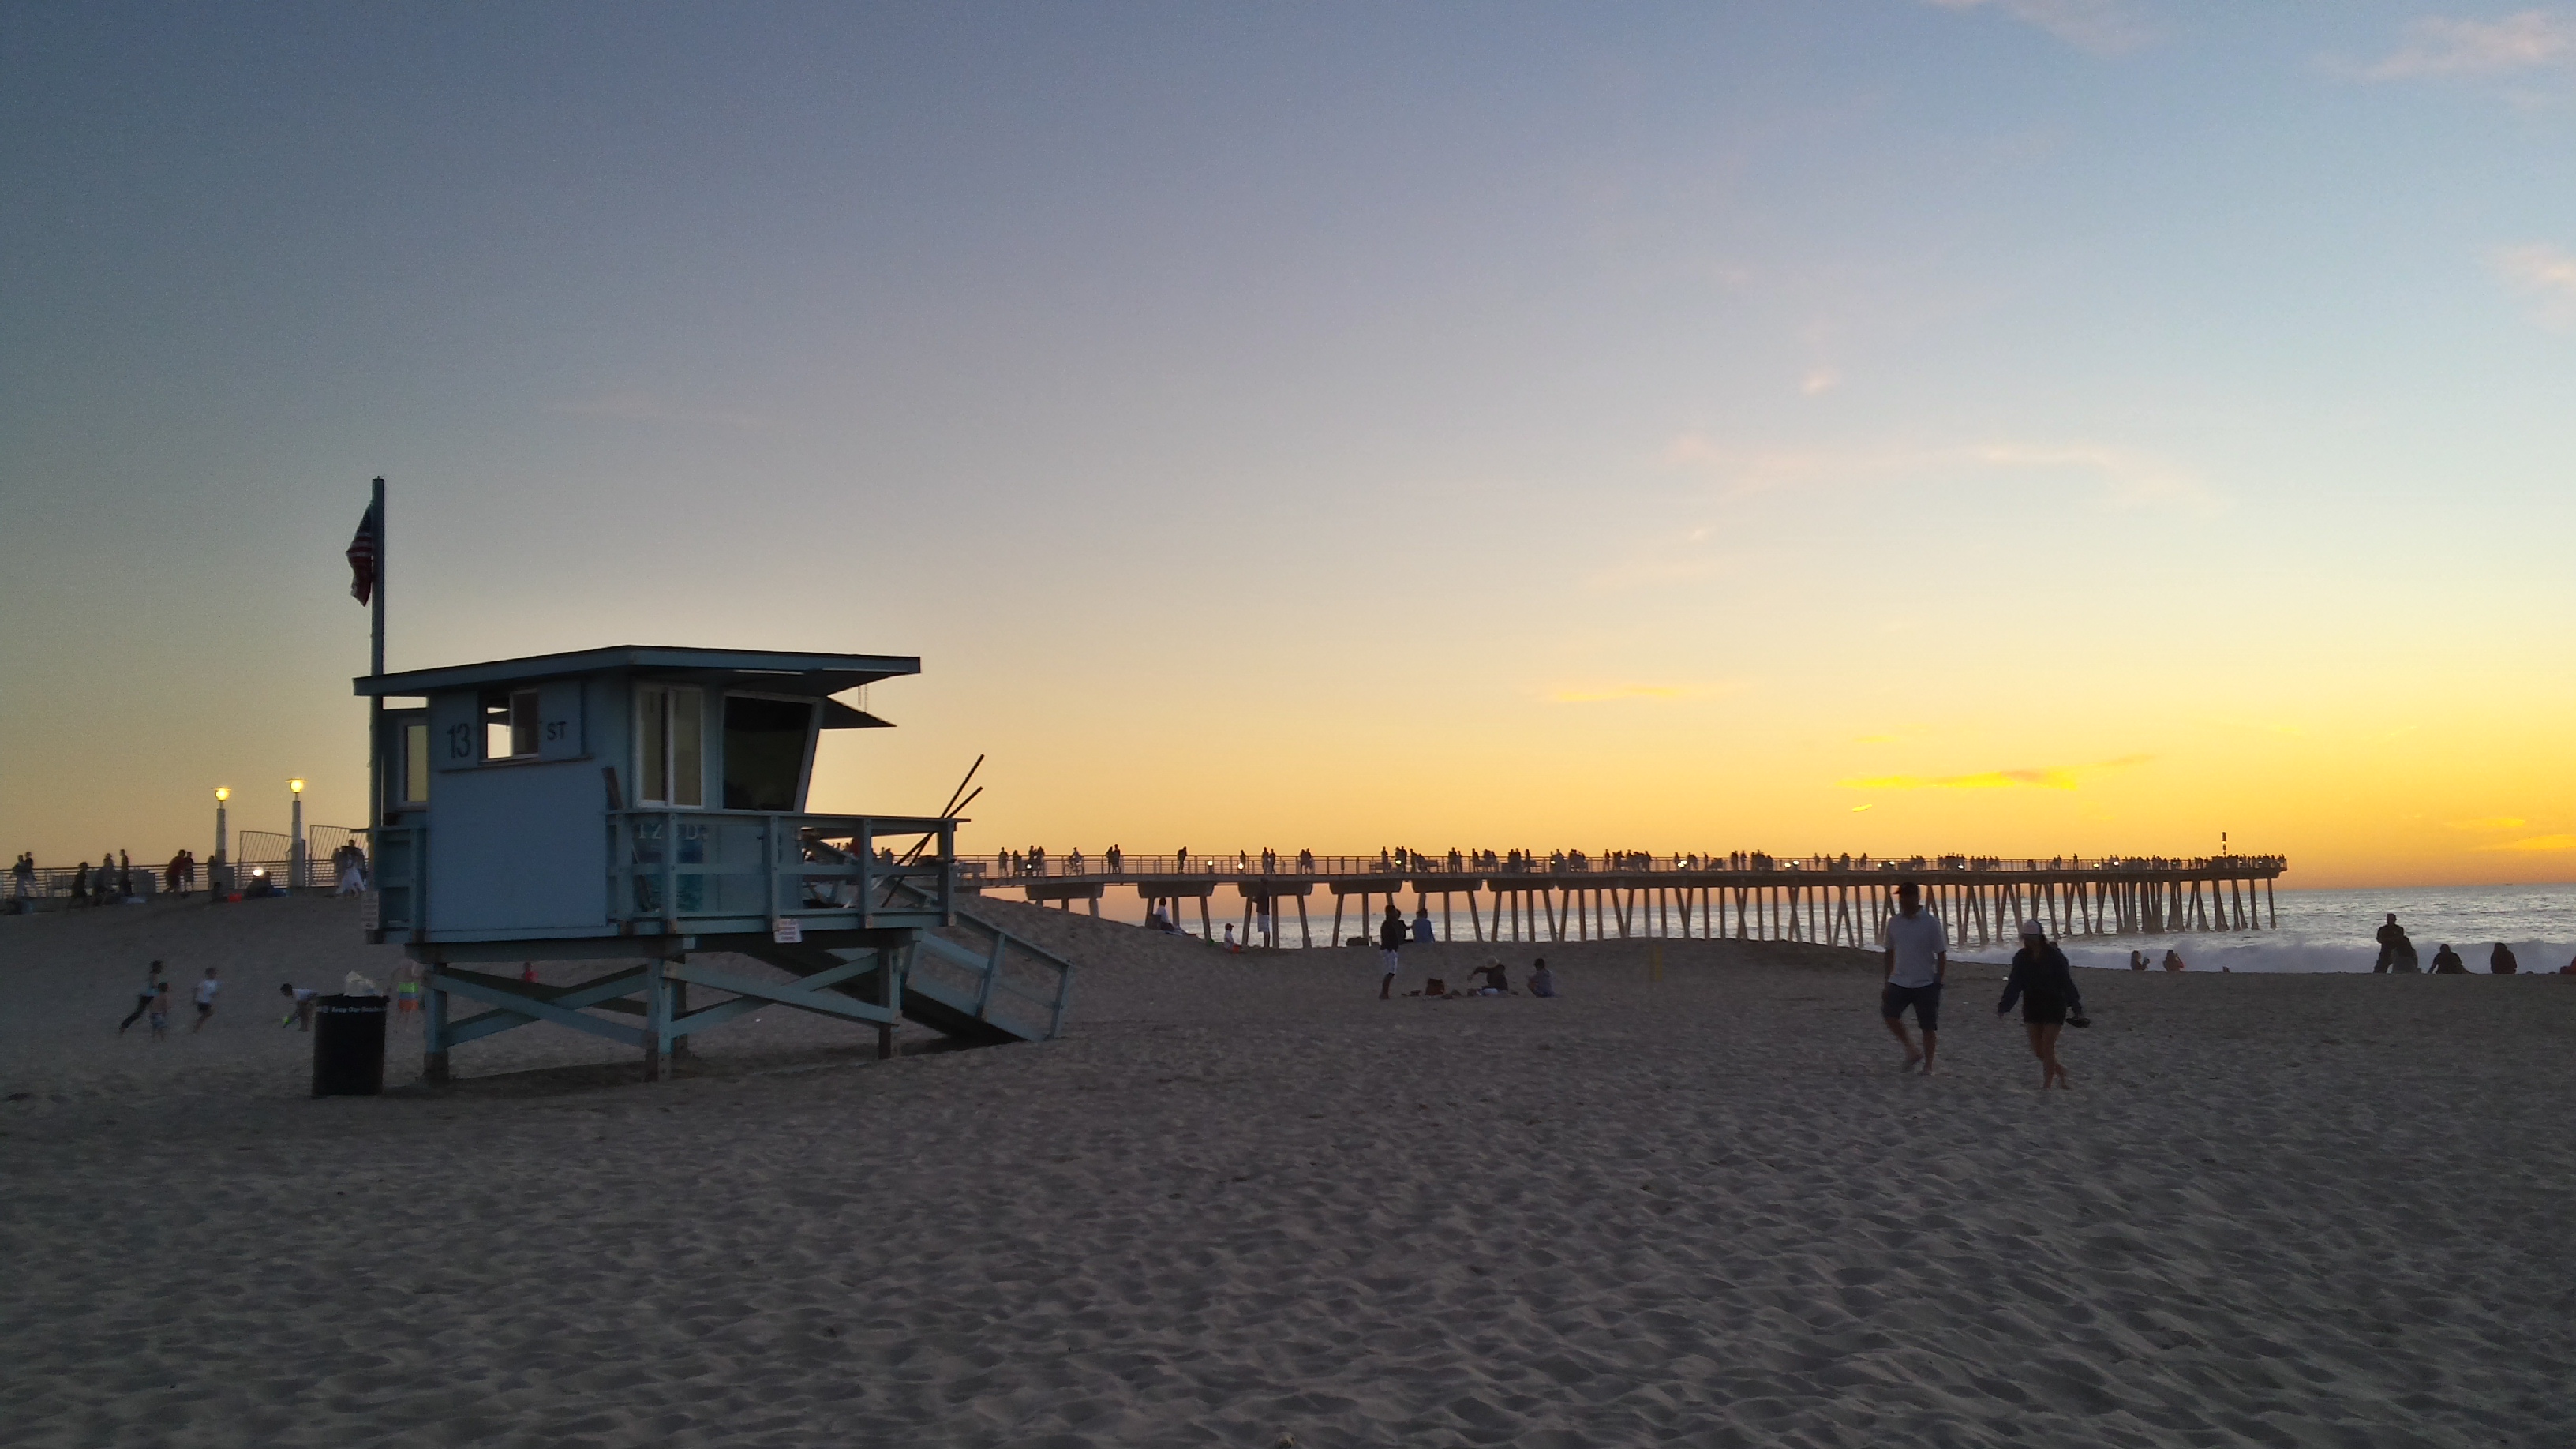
4;3;2573;883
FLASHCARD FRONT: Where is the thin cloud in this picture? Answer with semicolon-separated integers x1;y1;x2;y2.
1800;366;1844;397
1923;0;2150;54
1969;443;2218;513
2493;243;2576;328
1659;436;2222;515
2448;816;2529;831
2364;11;2576;78
1841;754;2151;792
552;393;773;430
2477;833;2576;852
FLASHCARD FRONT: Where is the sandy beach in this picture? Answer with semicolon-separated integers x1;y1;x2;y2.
5;895;2574;1447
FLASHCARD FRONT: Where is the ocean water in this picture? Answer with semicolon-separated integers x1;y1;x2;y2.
1956;883;2576;974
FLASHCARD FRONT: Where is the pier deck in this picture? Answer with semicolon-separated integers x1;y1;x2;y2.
961;852;2287;951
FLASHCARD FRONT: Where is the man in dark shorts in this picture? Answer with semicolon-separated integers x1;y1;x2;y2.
1881;881;1947;1073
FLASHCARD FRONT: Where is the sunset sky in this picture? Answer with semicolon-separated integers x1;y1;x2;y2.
4;3;2573;888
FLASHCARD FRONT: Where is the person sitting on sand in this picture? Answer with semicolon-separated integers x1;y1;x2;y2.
2431;943;2466;975
2489;942;2518;975
1529;960;1558;998
1413;906;1436;943
2162;949;2187;972
2129;949;2149;972
1998;919;2082;1089
1470;960;1511;995
2383;927;2420;972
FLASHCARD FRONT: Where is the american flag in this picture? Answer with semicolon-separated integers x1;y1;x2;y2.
346;504;377;605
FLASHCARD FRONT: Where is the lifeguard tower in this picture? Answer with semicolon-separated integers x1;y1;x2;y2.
355;645;1072;1082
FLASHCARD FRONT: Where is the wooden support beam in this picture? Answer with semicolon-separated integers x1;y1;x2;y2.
435;968;650;1051
424;982;450;1084
665;960;900;1028
642;957;668;1080
1297;892;1311;948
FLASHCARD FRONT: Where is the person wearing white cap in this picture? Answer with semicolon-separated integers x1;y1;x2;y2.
1879;881;1947;1074
1998;919;2084;1088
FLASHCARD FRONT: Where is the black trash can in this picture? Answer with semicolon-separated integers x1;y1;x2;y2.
312;994;388;1098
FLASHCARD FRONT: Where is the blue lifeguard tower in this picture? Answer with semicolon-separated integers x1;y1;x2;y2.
355;645;1071;1082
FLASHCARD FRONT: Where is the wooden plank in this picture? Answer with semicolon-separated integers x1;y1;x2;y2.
975;931;1005;1016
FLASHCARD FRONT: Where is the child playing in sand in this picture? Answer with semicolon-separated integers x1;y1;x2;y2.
118;960;166;1034
278;983;318;1031
1999;921;2082;1089
148;980;171;1040
190;967;221;1032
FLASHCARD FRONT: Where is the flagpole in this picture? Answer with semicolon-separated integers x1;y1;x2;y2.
368;476;386;850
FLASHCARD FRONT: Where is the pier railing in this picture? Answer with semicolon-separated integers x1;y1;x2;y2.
959;848;2286;951
964;851;2287;881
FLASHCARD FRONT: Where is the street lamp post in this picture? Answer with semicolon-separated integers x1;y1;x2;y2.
213;788;230;897
288;780;307;891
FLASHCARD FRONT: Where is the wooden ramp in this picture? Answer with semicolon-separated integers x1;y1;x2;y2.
736;906;1075;1049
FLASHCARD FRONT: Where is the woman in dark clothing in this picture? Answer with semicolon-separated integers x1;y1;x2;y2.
1998;921;2082;1089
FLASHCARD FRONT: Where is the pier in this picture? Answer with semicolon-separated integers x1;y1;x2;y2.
962;851;2288;951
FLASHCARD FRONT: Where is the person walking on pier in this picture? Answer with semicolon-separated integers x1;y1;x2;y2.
1881;881;1946;1074
1378;904;1406;999
1998;920;2082;1089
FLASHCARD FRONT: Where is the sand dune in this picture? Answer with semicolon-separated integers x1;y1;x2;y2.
5;897;2573;1447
